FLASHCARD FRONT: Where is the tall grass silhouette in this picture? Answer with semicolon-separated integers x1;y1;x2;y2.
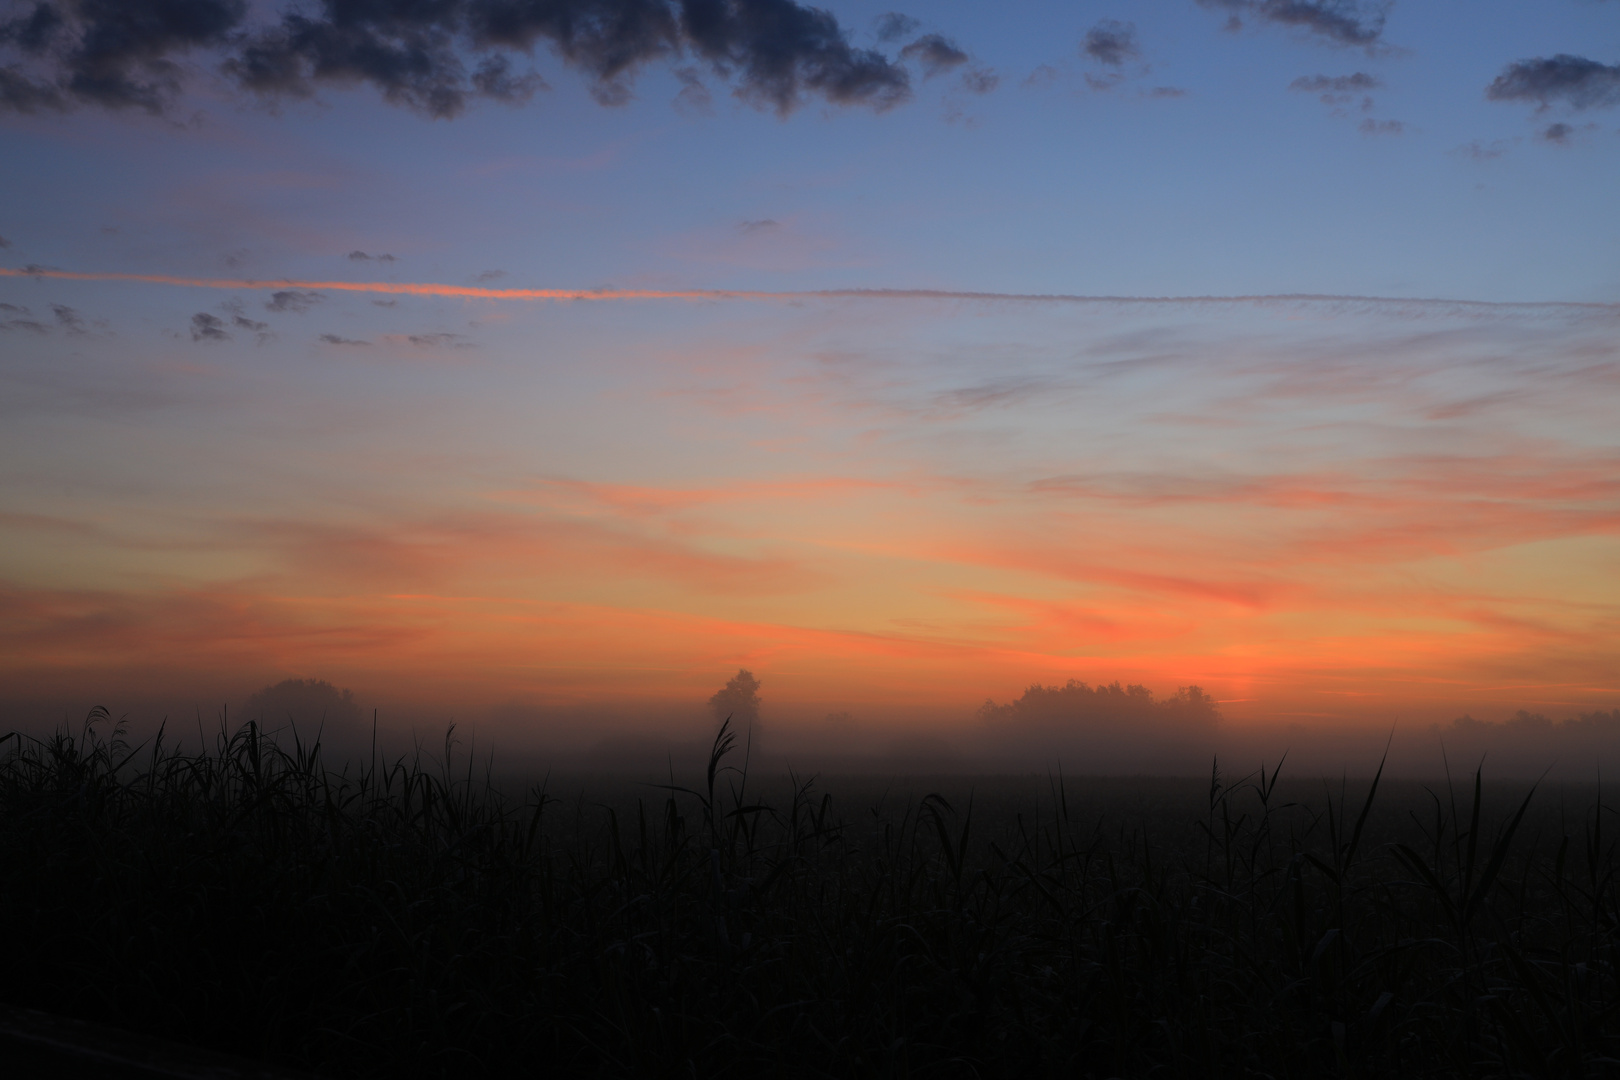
2;709;1617;1076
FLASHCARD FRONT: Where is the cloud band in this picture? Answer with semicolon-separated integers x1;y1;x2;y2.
0;265;1614;313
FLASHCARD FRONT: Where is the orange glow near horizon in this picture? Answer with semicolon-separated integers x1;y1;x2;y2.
1;285;1616;730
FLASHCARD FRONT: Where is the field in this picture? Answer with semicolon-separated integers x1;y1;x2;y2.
2;711;1617;1078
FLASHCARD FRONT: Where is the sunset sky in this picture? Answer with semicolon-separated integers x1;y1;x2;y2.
2;0;1617;733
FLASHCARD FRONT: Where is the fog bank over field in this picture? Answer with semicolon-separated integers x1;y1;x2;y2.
6;670;1618;781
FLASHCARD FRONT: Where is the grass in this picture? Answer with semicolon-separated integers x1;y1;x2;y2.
2;708;1618;1077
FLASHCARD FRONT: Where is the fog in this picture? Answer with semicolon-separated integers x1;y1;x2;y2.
5;669;1618;783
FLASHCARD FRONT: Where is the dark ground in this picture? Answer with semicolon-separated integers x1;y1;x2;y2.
3;715;1617;1077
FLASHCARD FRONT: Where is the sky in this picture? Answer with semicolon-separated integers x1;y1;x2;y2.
1;0;1617;736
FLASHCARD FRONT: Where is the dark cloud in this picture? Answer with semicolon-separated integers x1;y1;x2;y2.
2;0;914;118
0;234;10;248
674;0;911;114
0;1;64;52
347;250;397;262
1486;55;1620;112
1289;72;1379;94
265;289;324;313
190;311;228;341
1198;1;1387;48
469;52;544;102
403;331;469;347
232;314;270;340
1081;20;1138;67
1255;0;1385;46
50;302;83;332
1143;85;1187;99
474;268;506;282
0;67;64;112
1;299;45;332
470;0;912;114
737;218;778;233
873;12;917;44
320;333;370;345
1023;63;1058;89
672;64;710;113
899;33;966;79
1291;71;1382;121
959;67;997;95
1540;121;1574;143
0;0;246;113
226;3;475;118
229;1;482;117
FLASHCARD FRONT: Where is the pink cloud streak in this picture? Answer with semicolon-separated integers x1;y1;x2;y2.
2;266;1614;311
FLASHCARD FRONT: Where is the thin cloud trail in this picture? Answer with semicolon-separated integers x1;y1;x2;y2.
0;266;1614;313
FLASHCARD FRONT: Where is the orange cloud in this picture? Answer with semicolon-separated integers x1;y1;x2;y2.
5;265;1616;310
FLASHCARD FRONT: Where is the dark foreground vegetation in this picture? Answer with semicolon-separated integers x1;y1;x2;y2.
2;711;1619;1078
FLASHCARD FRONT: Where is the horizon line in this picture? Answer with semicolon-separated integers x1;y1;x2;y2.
2;266;1615;312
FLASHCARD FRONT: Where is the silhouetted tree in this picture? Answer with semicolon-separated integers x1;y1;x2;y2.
972;680;1219;771
1571;709;1620;734
1506;710;1553;732
1434;708;1620;764
244;678;362;736
978;680;1219;735
710;669;762;740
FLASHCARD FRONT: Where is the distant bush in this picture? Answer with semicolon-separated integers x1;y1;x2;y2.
1433;708;1620;768
975;681;1219;769
979;679;1220;732
244;678;363;730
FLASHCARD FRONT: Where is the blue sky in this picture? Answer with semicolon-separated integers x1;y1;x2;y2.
3;1;1616;306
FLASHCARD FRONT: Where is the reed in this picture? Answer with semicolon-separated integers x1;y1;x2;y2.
1;709;1616;1077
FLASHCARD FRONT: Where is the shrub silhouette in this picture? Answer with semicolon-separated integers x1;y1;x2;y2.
978;679;1219;734
709;668;762;741
244;678;363;735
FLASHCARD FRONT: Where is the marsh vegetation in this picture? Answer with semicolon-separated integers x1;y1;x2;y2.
1;710;1617;1077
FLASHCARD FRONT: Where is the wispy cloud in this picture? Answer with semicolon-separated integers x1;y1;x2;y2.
4;282;1614;722
3;267;1611;313
1082;20;1140;67
900;34;969;79
1487;55;1620;112
1199;0;1388;49
265;289;324;313
190;312;229;342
